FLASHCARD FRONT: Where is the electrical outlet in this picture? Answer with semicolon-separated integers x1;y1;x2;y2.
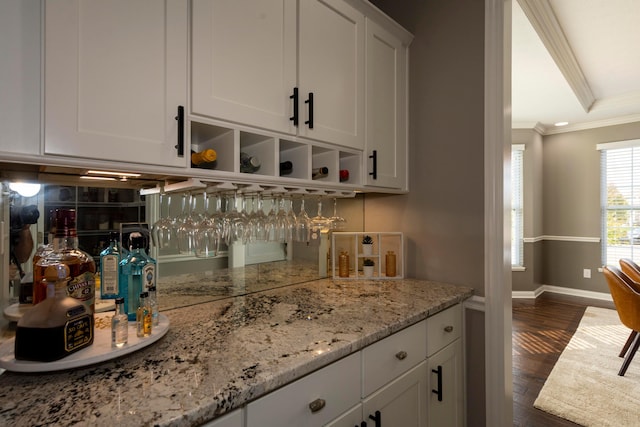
583;268;591;279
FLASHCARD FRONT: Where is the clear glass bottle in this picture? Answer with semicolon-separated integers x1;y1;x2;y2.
136;291;152;338
100;231;121;299
15;264;92;361
148;285;159;327
119;235;157;321
111;297;128;348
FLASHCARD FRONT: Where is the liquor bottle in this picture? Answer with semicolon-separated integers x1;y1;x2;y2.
148;285;159;327
338;251;350;278
339;169;349;182
34;209;96;320
136;291;152;338
32;212;55;305
312;166;329;179
191;148;217;167
119;234;157;321
100;231;121;299
15;264;93;361
280;161;293;175
111;297;128;348
240;152;261;173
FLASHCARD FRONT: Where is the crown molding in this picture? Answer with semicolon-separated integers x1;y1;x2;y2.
543;113;640;135
517;0;595;113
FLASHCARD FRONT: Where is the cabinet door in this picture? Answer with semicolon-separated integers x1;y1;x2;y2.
365;18;408;190
324;404;363;427
362;361;428;427
199;408;242;427
427;340;463;427
0;0;41;155
44;0;187;167
298;0;365;150
192;0;297;135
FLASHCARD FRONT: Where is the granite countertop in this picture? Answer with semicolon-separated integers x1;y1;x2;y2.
0;277;473;427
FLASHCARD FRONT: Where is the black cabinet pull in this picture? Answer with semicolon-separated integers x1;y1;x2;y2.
305;92;314;129
368;410;381;427
355;422;367;427
432;365;443;402
369;150;378;180
174;105;184;156
290;87;299;126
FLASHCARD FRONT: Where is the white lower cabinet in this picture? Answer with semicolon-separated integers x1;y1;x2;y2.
199;408;242;427
241;304;463;427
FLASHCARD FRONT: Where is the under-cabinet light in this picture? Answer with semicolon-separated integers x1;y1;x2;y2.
9;182;41;197
87;170;141;178
80;176;117;181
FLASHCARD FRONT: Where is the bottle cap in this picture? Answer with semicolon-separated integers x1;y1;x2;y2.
115;297;125;304
140;291;149;298
109;231;119;242
130;235;145;249
339;169;349;181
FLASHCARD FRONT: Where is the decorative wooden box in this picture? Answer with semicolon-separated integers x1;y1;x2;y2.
331;232;404;279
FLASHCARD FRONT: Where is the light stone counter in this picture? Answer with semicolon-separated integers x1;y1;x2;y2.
0;277;473;427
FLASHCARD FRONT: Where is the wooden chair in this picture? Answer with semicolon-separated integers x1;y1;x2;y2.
602;265;640;376
618;259;640;357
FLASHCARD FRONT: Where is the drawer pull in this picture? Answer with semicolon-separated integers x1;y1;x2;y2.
444;325;454;333
309;398;326;413
395;350;408;360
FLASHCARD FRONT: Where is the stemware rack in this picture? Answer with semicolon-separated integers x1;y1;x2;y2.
331;232;404;280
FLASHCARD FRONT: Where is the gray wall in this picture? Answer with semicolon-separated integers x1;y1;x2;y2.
514;121;640;294
369;0;486;424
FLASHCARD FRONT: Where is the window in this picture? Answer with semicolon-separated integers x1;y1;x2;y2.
512;145;524;267
599;140;640;265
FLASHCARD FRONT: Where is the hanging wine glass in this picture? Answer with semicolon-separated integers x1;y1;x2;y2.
295;197;311;243
248;193;269;242
329;198;347;230
309;197;331;241
226;191;248;245
151;193;174;249
284;195;297;242
177;193;198;254
194;191;219;258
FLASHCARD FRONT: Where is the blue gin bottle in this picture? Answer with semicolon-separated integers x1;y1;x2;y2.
119;235;156;320
100;232;122;299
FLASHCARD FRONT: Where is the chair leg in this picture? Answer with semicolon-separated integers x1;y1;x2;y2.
620;330;638;358
619;332;640;376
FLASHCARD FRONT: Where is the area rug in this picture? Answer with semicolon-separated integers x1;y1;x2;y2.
534;306;640;426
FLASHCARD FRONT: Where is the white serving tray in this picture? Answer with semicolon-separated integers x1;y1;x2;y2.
0;312;169;373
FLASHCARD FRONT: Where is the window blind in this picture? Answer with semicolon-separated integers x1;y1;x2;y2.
600;142;640;265
512;145;524;267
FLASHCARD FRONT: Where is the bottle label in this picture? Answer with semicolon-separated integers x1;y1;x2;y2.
101;254;119;296
67;271;96;314
64;314;93;352
143;264;156;291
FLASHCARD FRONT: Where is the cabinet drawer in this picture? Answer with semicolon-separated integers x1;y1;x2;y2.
427;304;462;357
362;320;427;397
246;352;361;427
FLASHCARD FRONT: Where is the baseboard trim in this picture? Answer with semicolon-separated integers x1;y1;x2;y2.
512;284;612;302
464;295;486;312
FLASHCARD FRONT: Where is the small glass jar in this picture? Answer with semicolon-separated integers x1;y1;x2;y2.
338;251;350;278
385;251;397;277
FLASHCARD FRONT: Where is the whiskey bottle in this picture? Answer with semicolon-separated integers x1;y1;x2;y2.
240;152;261;173
136;291;152;338
111;297;128;348
191;148;217;167
15;264;93;361
34;209;96;319
119;235;156;321
100;231;121;299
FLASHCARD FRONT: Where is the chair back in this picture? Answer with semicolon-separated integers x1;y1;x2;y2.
603;265;640;331
620;258;640;284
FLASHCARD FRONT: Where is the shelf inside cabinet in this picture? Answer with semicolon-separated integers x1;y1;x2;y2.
339;151;361;185
312;146;338;182
240;131;276;176
191;122;235;172
278;139;310;179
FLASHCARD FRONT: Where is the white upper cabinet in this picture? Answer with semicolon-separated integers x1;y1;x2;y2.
364;17;409;190
191;0;365;151
191;0;297;136
297;0;365;150
0;0;41;155
44;0;188;167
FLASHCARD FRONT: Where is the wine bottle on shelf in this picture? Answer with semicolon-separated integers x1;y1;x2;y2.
339;169;349;182
312;166;329;179
240;152;261;173
280;161;293;175
191;148;217;167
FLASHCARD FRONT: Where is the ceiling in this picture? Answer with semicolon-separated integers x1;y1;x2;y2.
512;0;640;135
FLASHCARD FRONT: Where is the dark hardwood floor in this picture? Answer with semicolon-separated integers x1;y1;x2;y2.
512;292;615;427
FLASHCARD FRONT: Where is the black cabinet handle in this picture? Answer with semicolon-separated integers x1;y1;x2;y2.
368;410;381;427
355;422;367;427
369;150;378;180
290;87;299;126
432;366;443;402
305;92;314;129
175;105;184;156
